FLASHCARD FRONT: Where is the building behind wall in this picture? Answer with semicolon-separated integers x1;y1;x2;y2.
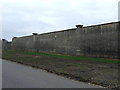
11;21;120;59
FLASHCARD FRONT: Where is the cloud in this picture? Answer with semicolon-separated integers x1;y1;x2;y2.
2;0;119;41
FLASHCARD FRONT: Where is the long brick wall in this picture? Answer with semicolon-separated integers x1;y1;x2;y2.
11;21;120;59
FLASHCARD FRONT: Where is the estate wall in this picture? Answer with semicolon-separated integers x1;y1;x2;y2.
12;22;120;58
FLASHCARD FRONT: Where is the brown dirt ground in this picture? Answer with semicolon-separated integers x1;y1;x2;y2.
2;51;120;89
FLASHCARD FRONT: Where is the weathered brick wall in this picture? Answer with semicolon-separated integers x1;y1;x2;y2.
2;39;11;50
0;39;2;58
11;22;120;59
82;22;118;58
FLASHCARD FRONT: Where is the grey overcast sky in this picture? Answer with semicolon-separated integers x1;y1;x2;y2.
1;0;119;41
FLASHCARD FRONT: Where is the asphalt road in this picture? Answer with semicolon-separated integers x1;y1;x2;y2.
2;60;101;88
0;59;2;89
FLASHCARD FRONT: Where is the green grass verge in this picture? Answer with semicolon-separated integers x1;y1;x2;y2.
7;50;120;64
